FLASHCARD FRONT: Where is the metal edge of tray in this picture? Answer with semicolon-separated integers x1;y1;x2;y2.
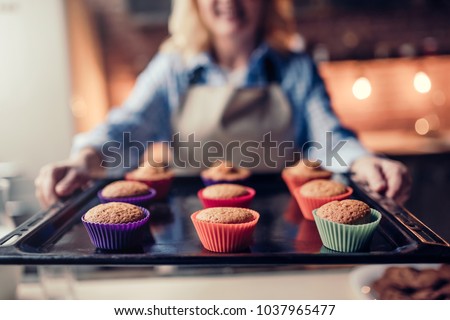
348;177;449;248
0;176;449;265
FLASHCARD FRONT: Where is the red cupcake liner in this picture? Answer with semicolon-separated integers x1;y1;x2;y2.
98;188;156;206
125;173;173;200
197;187;256;209
82;208;150;250
293;187;353;221
191;209;260;253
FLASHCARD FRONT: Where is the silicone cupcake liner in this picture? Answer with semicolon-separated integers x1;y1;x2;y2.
98;188;157;206
125;173;173;201
191;209;260;253
82;208;150;250
201;176;249;187
313;209;382;252
293;187;353;221
197;187;256;209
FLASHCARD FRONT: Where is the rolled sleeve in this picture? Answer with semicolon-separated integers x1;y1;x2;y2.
71;54;175;175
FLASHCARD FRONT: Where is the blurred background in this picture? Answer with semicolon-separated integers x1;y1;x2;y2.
1;0;450;240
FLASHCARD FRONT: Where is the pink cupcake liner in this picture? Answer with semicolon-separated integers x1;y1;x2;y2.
293;187;353;221
197;187;256;209
125;173;173;200
82;208;150;250
201;176;249;187
191;209;260;253
98;188;156;206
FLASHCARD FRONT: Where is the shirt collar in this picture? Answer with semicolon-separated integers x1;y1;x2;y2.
186;42;273;74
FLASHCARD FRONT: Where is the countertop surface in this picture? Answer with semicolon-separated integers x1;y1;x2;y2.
17;267;358;300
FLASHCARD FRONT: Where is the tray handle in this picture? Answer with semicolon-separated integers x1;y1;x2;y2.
0;180;107;248
350;177;449;248
0;202;64;247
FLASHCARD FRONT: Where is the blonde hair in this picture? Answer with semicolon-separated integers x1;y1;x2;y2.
160;0;297;57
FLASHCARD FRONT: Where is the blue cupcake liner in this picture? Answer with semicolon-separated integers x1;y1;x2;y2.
98;188;156;206
82;208;150;250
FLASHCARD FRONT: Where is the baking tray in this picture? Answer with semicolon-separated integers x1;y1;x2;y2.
0;174;449;265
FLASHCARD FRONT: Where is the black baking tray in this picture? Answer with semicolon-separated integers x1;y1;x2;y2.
0;174;449;265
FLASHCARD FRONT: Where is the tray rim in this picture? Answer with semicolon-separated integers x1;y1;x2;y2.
1;175;449;265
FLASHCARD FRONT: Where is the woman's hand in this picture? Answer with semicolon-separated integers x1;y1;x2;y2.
351;156;411;205
35;148;104;208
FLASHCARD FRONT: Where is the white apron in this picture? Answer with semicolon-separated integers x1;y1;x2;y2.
171;58;296;174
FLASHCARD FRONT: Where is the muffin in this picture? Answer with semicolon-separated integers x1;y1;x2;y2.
316;199;371;225
82;202;150;250
98;180;156;205
293;179;353;220
84;202;145;224
197;183;256;208
200;160;251;186
299;180;348;198
191;207;260;252
126;163;174;200
313;199;381;252
282;159;332;196
196;207;255;224
202;184;249;199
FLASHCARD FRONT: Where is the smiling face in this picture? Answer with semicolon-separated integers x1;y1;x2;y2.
196;0;265;44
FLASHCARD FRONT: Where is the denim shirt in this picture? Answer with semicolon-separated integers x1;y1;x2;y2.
72;44;369;174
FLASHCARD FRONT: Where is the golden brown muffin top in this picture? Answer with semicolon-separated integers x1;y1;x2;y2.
202;183;249;199
84;202;144;224
283;159;332;179
201;160;251;181
101;180;149;198
300;179;348;197
316;199;371;225
128;163;173;181
196;207;256;224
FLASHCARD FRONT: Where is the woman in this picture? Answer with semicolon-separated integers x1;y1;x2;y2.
35;0;410;207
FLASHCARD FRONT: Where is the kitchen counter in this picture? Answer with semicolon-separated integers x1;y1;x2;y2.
17;267;358;300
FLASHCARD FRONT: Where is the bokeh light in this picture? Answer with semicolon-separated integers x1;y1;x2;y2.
352;77;372;100
413;71;432;93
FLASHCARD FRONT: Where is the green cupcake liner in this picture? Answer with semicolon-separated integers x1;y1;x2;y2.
313;209;381;252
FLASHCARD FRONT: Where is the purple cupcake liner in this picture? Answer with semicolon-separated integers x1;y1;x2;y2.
82;208;150;250
201;176;249;187
98;188;157;206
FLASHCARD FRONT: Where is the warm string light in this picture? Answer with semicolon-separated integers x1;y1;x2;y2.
415;114;440;136
352;69;432;99
352;77;372;100
415;118;430;135
413;71;432;93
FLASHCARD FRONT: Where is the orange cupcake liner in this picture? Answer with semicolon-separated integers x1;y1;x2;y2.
197;187;256;209
125;173;174;200
191;209;260;253
293;187;353;221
